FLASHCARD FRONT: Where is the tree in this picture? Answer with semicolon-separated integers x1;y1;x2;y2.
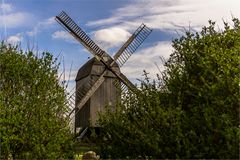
165;18;240;158
97;18;240;159
0;43;75;159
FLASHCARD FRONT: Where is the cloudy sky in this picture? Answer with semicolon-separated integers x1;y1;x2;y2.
1;0;239;92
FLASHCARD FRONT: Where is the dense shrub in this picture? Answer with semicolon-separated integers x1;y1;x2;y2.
0;43;75;159
97;18;240;159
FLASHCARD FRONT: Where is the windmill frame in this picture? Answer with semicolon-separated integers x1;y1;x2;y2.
55;11;152;132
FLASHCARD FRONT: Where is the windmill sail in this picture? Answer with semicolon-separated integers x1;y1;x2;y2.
55;11;106;60
65;23;151;117
72;73;106;119
73;65;137;119
114;23;152;67
66;75;102;118
55;11;152;129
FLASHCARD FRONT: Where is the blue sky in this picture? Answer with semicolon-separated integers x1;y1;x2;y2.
1;0;239;92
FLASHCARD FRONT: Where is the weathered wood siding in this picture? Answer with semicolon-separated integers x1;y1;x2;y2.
75;58;120;128
90;74;119;126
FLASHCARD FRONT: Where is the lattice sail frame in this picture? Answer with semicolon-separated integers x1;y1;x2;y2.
56;11;106;59
56;11;152;119
114;23;152;67
56;11;138;91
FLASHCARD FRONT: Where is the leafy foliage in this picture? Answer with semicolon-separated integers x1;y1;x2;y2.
97;18;240;159
0;43;75;159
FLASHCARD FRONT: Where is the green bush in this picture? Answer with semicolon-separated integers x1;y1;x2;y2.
97;18;240;159
0;43;75;159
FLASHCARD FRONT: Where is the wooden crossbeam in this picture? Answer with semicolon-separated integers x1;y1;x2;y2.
55;11;152;120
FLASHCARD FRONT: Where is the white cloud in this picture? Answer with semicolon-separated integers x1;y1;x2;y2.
52;30;76;43
26;17;56;36
52;30;70;39
87;0;240;32
26;27;38;37
0;12;34;28
0;3;13;13
6;33;23;44
85;0;240;82
121;41;172;80
87;17;120;27
93;27;131;50
43;17;55;26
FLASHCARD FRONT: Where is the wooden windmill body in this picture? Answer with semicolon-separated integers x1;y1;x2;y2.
55;11;152;133
75;57;120;127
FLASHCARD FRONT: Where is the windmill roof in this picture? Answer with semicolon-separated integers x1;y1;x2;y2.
75;57;119;81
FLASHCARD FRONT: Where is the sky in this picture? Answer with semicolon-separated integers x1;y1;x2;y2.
1;0;240;93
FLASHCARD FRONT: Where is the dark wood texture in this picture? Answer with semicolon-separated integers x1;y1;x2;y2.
75;58;120;127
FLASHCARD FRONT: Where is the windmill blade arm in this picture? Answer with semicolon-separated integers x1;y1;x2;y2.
114;23;152;67
70;65;138;118
55;11;106;60
70;73;106;117
118;73;137;92
110;70;138;93
100;58;138;93
113;35;135;61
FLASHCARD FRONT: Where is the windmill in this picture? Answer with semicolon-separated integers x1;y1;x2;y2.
55;11;152;134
